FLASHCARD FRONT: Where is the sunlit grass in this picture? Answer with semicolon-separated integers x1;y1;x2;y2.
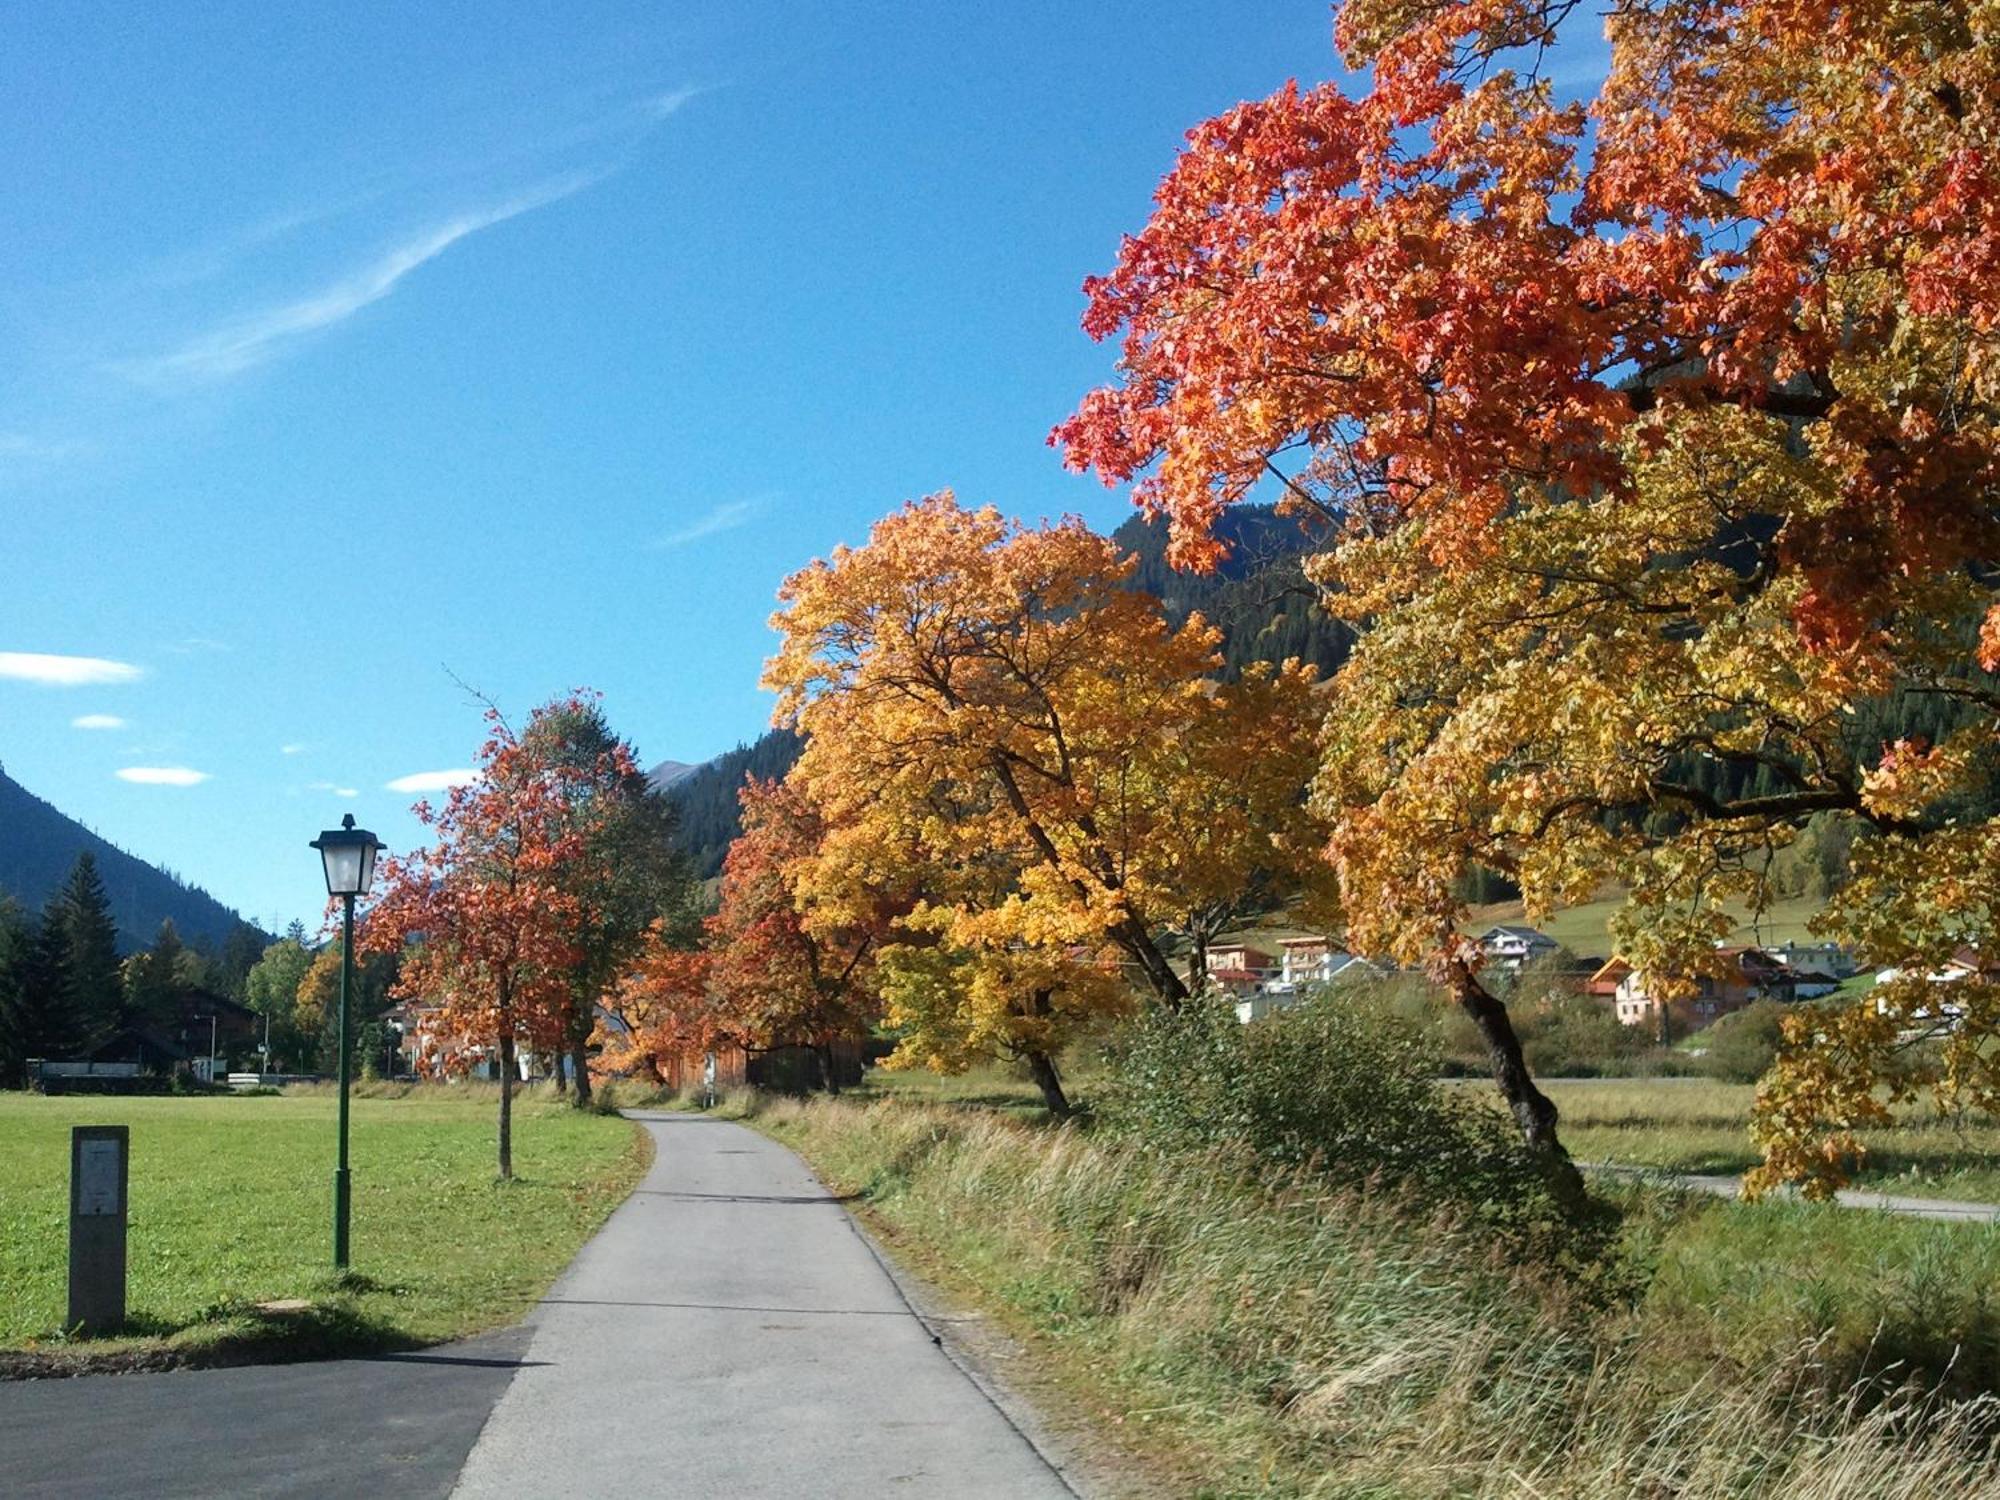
1534;1078;2000;1201
0;1086;647;1361
748;1091;2000;1499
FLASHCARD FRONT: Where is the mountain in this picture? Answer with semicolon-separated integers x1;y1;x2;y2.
661;731;804;880
0;765;267;951
662;504;1346;878
647;759;699;791
1108;504;1351;680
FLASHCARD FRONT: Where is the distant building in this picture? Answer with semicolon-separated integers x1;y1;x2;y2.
1584;957;1631;1000
1477;925;1560;971
1204;942;1278;999
1613;947;1795;1031
1762;941;1858;979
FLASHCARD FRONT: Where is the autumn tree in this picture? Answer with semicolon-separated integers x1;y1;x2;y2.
601;937;722;1088
1055;0;1998;1193
707;777;892;1093
767;492;1327;1114
519;693;693;1106
364;706;592;1179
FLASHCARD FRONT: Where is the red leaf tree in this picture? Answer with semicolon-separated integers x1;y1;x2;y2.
707;777;893;1093
365;704;594;1179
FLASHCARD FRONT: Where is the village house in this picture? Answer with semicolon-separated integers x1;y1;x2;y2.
1477;924;1560;971
1763;940;1858;979
1870;946;1999;1031
1204;941;1279;999
1612;947;1796;1031
1584;957;1631;1001
1233;937;1386;1022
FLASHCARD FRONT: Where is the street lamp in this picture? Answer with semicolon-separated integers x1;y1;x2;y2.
310;813;383;1271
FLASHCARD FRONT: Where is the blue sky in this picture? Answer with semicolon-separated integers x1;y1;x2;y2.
2;2;1608;935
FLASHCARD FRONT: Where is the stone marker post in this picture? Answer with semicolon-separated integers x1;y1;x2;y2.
68;1124;128;1336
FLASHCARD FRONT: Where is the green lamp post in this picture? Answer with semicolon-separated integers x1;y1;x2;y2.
310;813;384;1270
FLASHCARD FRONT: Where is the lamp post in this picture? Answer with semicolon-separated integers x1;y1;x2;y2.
310;813;383;1270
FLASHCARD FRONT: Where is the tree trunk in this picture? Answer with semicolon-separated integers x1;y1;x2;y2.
1024;1049;1071;1118
815;1043;840;1095
1112;915;1191;1006
570;1038;593;1107
1446;959;1584;1205
497;1031;516;1182
551;1049;568;1095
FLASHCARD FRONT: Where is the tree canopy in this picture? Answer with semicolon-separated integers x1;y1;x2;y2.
1055;0;1999;1191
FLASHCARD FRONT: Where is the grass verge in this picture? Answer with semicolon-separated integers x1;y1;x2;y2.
0;1085;648;1376
727;1089;2000;1499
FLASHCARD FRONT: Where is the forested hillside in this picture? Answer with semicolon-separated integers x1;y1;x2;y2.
663;506;1342;877
662;730;804;879
0;766;265;950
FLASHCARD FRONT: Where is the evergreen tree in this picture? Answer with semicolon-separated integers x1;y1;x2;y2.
0;898;29;1086
54;852;123;1049
18;901;78;1062
218;921;265;1002
124;919;186;1028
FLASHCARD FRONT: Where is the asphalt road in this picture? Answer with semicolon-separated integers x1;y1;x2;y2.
0;1327;535;1499
1;1112;1078;1500
450;1111;1075;1498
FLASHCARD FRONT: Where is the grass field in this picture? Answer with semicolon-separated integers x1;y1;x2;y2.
1545;1078;2000;1202
0;1085;647;1368
1464;890;1829;954
740;1090;2000;1498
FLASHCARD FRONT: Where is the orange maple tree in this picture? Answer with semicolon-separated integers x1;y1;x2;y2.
1055;0;1998;1191
600;935;724;1089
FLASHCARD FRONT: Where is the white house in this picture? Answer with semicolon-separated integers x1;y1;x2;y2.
1762;940;1858;979
1477;925;1559;970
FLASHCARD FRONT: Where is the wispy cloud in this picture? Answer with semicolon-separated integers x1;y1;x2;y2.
386;768;478;794
116;171;609;385
116;766;210;787
639;86;704;121
280;743;309;756
651;498;760;551
72;714;128;730
0;433;82;467
310;780;359;799
0;652;144;686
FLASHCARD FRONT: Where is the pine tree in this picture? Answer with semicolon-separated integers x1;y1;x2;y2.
18;902;78;1062
124;919;186;1029
55;852;123;1050
0;898;29;1086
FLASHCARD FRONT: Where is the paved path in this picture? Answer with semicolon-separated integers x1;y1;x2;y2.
1584;1163;2000;1222
0;1328;535;1499
450;1110;1074;1498
1;1111;1078;1499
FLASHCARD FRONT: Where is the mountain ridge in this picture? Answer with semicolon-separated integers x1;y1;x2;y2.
0;764;267;951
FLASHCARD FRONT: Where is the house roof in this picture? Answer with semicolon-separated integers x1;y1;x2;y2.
1480;924;1554;944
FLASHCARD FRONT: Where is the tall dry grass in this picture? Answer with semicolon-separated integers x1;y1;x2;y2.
752;1093;2000;1499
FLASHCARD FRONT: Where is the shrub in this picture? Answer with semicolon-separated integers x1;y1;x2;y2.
1098;990;1579;1252
1697;1001;1790;1084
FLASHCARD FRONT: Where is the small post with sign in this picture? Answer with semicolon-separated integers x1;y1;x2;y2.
68;1125;128;1336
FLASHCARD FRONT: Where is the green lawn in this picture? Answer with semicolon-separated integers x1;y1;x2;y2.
0;1086;646;1365
1543;1077;2000;1202
1464;889;1829;954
